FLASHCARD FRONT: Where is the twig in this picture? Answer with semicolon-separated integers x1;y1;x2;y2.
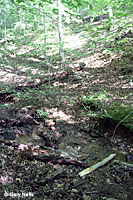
112;111;133;140
114;160;133;168
79;154;116;177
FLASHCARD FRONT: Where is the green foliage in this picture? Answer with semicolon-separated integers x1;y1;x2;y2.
0;104;11;109
1;0;130;61
62;0;89;8
81;92;108;112
69;99;75;104
81;92;108;106
36;109;48;118
101;105;133;130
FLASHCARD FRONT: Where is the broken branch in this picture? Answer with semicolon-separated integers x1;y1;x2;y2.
114;160;133;168
79;153;116;177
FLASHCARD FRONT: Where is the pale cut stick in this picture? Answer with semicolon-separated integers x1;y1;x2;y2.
79;153;116;177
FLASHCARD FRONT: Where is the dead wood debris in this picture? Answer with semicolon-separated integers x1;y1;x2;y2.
79;153;116;177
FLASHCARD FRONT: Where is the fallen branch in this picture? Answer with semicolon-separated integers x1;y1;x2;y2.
0;139;82;166
20;150;83;166
79;153;116;177
114;160;133;168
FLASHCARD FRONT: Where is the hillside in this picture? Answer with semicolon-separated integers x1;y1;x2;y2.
0;1;133;199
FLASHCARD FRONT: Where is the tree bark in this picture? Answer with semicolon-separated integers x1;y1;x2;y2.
57;0;64;62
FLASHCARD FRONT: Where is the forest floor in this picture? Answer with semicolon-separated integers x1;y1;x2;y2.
0;19;133;199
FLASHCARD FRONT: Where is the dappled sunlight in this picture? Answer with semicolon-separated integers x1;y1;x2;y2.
1;75;29;84
17;46;33;55
68;83;81;89
91;78;105;84
7;45;16;52
53;81;66;87
75;51;121;70
0;66;31;84
121;83;133;89
113;80;133;89
27;57;41;62
52;110;71;121
64;33;86;49
33;39;42;45
0;59;47;86
43;107;73;122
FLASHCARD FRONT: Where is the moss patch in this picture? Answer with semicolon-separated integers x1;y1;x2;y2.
101;105;133;131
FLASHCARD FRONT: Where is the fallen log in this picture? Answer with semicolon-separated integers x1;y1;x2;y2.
20;150;83;166
0;139;83;166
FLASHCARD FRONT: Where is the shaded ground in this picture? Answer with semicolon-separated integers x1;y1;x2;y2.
0;21;133;199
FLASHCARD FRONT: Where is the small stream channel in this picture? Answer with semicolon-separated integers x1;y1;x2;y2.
0;107;132;167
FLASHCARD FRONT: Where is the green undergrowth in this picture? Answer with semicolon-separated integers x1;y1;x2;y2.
80;93;133;132
0;104;11;109
36;109;48;119
6;84;67;109
81;92;108;110
101;105;133;131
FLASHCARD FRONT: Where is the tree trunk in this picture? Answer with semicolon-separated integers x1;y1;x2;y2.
108;7;113;18
57;0;64;62
43;7;47;59
4;11;6;40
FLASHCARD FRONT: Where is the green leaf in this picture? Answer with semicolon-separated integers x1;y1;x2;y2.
10;0;15;3
89;3;93;10
53;8;58;14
